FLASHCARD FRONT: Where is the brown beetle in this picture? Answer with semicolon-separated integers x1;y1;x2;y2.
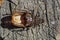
1;10;44;28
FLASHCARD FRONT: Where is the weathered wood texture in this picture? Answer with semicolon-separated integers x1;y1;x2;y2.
0;0;60;40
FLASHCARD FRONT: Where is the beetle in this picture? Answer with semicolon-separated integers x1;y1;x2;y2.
1;0;44;28
1;10;44;28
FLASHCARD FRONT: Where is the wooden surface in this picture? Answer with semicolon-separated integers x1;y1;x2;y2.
0;0;60;40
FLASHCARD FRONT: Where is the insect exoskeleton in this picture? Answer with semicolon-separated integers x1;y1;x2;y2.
0;0;4;6
11;10;32;27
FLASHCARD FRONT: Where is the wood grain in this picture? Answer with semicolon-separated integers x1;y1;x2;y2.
0;0;60;40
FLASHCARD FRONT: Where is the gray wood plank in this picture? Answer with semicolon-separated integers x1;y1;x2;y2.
0;0;60;40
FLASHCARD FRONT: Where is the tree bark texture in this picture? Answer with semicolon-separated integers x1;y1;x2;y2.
0;0;60;40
